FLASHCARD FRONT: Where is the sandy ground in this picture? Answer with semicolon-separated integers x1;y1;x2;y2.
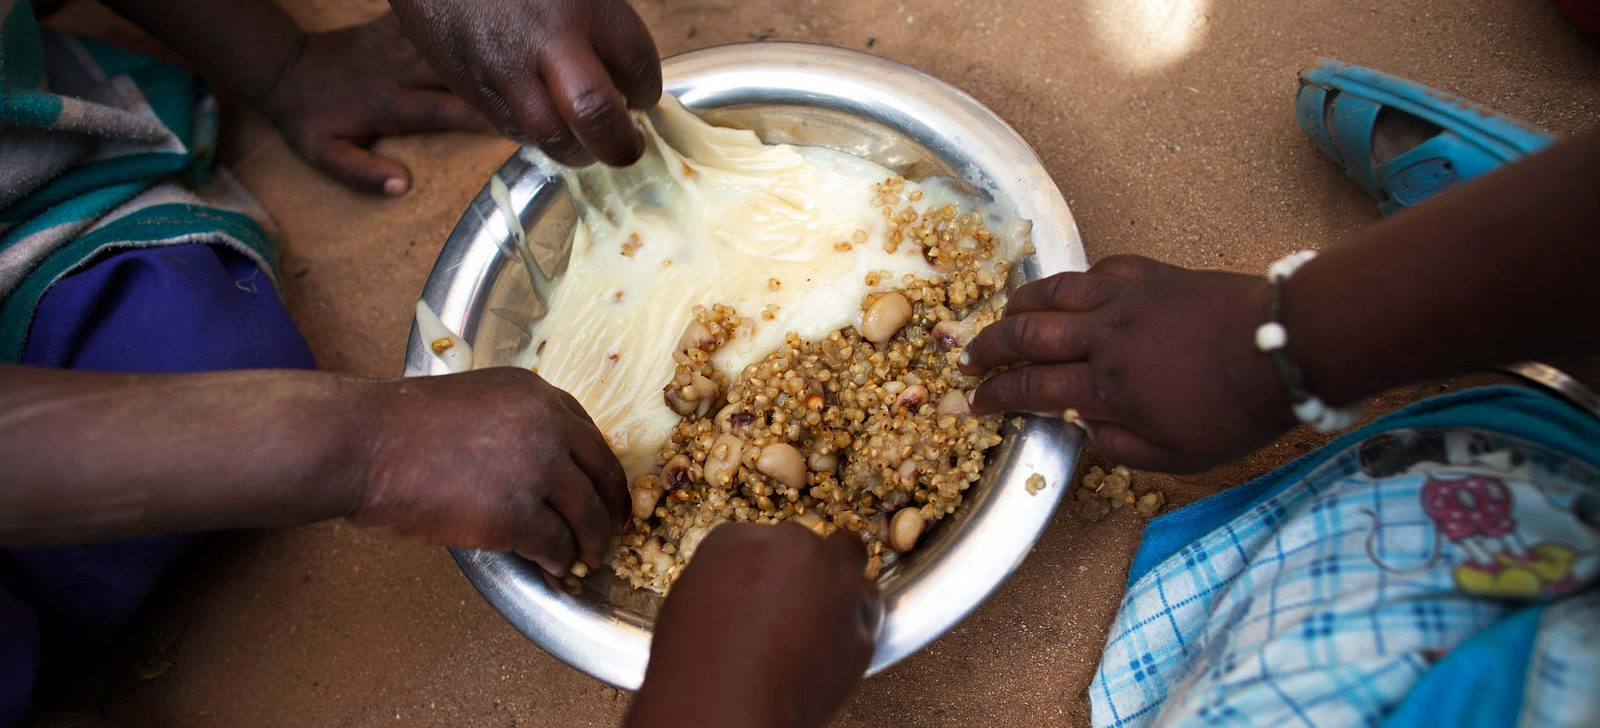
34;0;1600;726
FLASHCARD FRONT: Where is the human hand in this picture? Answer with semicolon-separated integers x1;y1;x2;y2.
259;13;495;195
351;368;628;576
960;255;1297;473
626;523;881;728
388;0;661;167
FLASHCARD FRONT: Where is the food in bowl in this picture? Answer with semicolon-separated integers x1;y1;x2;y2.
520;96;1031;591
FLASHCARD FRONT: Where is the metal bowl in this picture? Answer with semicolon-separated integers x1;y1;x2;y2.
405;42;1087;689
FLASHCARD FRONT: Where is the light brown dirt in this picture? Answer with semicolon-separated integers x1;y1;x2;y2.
37;0;1600;726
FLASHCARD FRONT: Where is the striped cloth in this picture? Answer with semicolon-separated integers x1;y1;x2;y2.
0;0;278;361
1093;386;1600;728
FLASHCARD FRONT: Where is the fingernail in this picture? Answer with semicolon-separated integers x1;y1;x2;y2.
383;177;408;196
958;350;972;368
966;389;977;405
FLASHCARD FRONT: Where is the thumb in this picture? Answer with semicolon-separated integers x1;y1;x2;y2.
1081;420;1171;472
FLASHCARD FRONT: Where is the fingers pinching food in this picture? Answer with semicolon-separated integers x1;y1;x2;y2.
388;0;661;167
999;270;1117;316
539;32;647;166
959;256;1300;473
960;310;1093;374
968;362;1102;417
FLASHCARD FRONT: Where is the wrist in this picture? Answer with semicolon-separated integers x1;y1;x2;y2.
312;373;387;521
1254;251;1367;431
1220;276;1299;435
1278;251;1392;406
254;30;312;124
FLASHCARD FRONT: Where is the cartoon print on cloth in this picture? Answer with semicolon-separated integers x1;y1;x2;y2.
1358;429;1599;598
1090;393;1600;728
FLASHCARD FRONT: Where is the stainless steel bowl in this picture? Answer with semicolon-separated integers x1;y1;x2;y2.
405;42;1087;689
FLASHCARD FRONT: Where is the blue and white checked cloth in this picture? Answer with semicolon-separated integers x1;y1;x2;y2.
1093;387;1600;728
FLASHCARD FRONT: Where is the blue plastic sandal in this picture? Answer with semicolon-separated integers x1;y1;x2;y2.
1295;59;1555;215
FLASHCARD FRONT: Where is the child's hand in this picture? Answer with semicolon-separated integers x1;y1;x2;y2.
960;256;1297;473
350;368;628;576
260;14;495;195
626;523;880;728
388;0;661;167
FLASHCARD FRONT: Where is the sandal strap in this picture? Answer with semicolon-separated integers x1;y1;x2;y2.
1325;92;1384;199
1294;81;1340;165
1313;62;1554;162
1375;133;1487;209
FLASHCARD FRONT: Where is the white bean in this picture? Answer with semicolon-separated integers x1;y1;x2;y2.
677;320;715;353
704;434;745;488
756;443;807;489
858;292;912;344
889;507;926;553
931;319;976;351
792;510;824;532
630;474;663;521
896;384;929;410
662;455;693;491
937;389;970;416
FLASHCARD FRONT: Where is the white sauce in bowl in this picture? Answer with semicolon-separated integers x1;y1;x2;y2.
522;97;989;478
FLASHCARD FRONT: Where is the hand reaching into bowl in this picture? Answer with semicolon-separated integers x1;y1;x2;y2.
959;256;1293;473
389;0;663;167
0;366;628;579
352;368;631;576
960;127;1600;474
626;523;881;728
107;0;663;186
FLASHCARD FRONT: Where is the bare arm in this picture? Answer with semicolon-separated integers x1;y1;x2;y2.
960;126;1600;472
0;365;628;578
0;366;364;544
89;0;305;113
1284;127;1600;403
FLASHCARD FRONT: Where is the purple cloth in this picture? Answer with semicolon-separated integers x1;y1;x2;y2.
18;244;312;372
3;244;314;727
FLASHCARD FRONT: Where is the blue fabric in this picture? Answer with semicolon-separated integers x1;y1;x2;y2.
1128;385;1600;584
1377;605;1545;728
1;243;314;726
1097;386;1600;728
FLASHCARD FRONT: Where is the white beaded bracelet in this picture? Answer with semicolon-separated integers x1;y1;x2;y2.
1255;250;1363;433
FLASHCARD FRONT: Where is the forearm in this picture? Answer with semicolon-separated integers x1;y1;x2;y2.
95;0;305;110
0;365;369;546
1284;126;1600;404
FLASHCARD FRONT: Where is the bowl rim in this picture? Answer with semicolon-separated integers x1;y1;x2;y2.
406;41;1087;689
